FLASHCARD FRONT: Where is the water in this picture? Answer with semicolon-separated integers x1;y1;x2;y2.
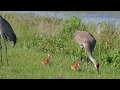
1;11;120;27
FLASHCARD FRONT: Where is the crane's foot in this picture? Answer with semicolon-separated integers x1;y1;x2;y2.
79;56;82;71
0;60;3;65
86;70;88;74
6;63;9;66
0;63;3;65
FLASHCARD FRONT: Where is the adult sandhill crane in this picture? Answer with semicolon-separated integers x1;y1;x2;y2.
73;30;99;74
0;15;17;65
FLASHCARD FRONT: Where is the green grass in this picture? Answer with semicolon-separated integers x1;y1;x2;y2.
0;48;119;79
0;12;119;79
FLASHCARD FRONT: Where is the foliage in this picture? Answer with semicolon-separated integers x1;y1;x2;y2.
61;15;85;40
0;12;119;79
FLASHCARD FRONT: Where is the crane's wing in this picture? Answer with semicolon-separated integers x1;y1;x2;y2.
0;16;16;47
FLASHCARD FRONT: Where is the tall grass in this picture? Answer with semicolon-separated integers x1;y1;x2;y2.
0;12;119;79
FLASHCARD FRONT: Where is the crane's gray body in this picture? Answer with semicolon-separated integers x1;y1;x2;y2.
73;30;99;74
0;15;16;44
73;30;96;53
0;15;16;65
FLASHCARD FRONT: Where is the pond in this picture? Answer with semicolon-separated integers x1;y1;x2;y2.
1;11;120;27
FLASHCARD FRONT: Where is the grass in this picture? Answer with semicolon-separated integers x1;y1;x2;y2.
0;12;119;79
0;48;119;79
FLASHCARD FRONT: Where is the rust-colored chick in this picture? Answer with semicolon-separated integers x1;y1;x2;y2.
41;53;50;65
71;62;80;70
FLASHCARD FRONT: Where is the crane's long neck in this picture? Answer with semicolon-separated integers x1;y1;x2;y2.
87;51;98;69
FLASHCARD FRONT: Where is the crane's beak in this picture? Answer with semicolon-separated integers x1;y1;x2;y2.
12;41;15;47
12;35;16;47
96;63;99;75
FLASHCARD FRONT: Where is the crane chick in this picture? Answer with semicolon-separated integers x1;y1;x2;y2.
41;53;50;65
71;62;80;70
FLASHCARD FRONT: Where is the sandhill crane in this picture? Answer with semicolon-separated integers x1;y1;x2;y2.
41;53;50;65
73;30;99;74
0;15;17;65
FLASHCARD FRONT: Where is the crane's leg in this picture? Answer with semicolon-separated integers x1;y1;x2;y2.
0;40;2;65
3;39;9;65
86;51;88;73
79;47;83;70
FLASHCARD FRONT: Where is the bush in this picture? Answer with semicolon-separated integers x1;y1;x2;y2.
61;15;85;40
